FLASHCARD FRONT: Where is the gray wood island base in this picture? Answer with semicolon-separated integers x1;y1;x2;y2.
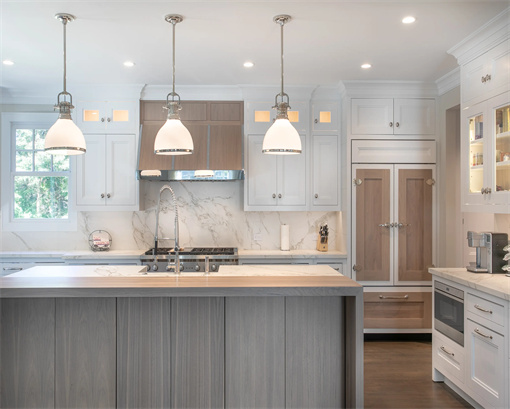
0;266;363;409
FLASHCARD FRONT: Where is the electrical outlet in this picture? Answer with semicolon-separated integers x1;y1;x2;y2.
253;233;262;241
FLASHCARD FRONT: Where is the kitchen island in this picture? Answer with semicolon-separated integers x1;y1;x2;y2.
0;265;363;409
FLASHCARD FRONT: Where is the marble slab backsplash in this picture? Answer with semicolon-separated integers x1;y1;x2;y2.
0;181;340;252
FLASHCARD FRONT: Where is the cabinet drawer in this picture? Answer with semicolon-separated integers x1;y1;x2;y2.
433;330;465;386
364;291;432;329
466;292;506;329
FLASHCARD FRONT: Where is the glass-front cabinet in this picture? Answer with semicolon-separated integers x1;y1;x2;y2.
462;92;510;212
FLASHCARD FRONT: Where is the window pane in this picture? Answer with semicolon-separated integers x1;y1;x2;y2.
16;151;33;171
15;129;33;150
34;129;47;150
52;155;70;171
34;151;52;171
14;176;69;219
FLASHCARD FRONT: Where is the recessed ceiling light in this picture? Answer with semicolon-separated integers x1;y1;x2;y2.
243;61;254;68
123;61;135;67
402;16;416;24
361;63;372;69
3;60;14;66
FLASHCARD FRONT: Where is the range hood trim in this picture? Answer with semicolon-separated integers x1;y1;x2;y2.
137;169;245;181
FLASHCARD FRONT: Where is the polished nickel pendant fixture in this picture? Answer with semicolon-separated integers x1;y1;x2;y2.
44;13;86;155
262;14;301;155
154;14;194;155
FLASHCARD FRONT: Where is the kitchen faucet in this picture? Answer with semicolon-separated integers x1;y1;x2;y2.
154;184;182;274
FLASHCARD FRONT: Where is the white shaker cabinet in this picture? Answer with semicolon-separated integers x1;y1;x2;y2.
461;92;510;212
351;98;435;136
311;134;339;208
245;134;307;210
76;134;138;210
75;100;138;134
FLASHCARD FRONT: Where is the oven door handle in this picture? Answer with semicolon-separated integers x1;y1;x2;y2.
435;288;464;303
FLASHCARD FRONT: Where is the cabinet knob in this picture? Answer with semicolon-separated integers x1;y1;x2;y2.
107;117;111;123
389;122;393;127
395;122;400;128
101;117;105;123
107;193;111;199
315;193;318;198
272;193;276;199
278;193;282;199
101;193;105;198
314;118;318;124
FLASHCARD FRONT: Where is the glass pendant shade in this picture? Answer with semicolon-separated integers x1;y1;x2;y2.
262;118;302;154
45;117;86;155
154;118;193;155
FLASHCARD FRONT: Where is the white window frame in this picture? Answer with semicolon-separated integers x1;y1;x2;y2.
1;112;77;232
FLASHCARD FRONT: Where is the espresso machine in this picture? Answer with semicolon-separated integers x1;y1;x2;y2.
467;231;508;273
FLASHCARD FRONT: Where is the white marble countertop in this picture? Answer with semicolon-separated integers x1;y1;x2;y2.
1;249;346;260
238;249;347;259
429;268;510;301
5;264;342;278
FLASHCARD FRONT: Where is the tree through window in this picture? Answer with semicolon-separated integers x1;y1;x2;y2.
13;128;70;219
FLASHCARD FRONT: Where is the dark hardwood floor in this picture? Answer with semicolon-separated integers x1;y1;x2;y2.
364;340;473;409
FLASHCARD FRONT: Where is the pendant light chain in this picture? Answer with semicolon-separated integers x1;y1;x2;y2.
172;18;176;101
280;19;284;98
63;18;67;95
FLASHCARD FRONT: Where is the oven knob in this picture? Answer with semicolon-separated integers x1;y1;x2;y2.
151;264;158;271
180;264;184;272
211;264;217;271
195;264;200;272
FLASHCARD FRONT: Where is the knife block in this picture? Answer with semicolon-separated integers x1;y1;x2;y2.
316;234;328;252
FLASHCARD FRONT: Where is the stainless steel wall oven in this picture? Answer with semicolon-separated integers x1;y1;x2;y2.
434;281;464;346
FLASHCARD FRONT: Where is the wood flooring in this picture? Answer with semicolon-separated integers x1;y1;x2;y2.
364;340;473;409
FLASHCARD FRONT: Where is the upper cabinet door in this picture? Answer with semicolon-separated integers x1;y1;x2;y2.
351;99;393;135
312;134;339;207
76;101;138;134
246;134;278;207
312;102;339;132
277;135;307;208
105;134;137;207
394;99;436;135
76;134;106;206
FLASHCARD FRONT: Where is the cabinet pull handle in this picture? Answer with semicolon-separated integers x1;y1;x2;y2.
101;193;105;199
397;222;410;228
474;304;493;314
395;122;400;128
3;267;23;271
101;117;105;122
315;193;319;198
440;346;454;357
278;193;282;199
107;117;111;122
272;193;276;199
486;187;491;194
474;328;493;340
314;118;318;124
107;193;111;199
379;294;409;300
389;122;393;127
378;223;390;228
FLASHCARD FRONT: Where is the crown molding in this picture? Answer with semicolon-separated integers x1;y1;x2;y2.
141;85;243;101
448;7;510;65
435;67;460;96
341;80;438;98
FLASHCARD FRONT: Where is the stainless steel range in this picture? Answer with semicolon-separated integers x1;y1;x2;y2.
140;247;238;273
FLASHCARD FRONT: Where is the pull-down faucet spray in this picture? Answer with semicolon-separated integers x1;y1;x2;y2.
154;185;181;273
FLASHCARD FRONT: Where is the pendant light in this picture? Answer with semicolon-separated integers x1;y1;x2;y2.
262;15;301;155
154;14;193;155
44;13;86;155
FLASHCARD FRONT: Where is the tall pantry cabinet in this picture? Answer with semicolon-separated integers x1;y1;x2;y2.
346;84;437;333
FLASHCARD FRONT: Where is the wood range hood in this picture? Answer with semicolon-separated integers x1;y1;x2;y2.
137;100;244;181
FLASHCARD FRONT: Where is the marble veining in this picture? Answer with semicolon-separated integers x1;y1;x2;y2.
1;181;341;253
429;268;510;301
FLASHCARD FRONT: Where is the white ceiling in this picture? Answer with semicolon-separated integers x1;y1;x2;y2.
1;0;509;99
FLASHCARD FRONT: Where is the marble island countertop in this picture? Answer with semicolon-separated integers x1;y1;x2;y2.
0;264;358;298
429;267;510;301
